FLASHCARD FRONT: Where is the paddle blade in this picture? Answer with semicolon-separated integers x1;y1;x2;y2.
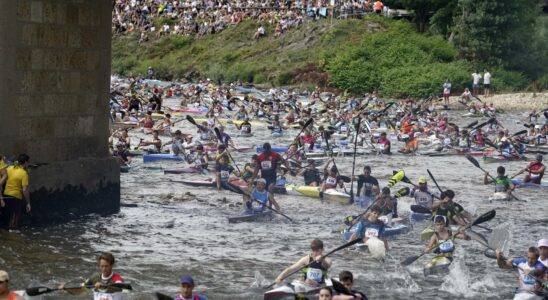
214;127;222;142
340;175;351;183
465;154;480;168
325;238;362;257
465;229;489;248
302;118;313;130
111;283;133;290
511;130;527;137
484;248;497;259
25;287;54;296
394;187;410;198
388;170;405;187
186;115;197;125
410;204;431;214
401;255;420;266
331;278;352;295
471;209;496;227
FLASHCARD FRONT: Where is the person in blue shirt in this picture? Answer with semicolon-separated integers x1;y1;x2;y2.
242;178;280;213
496;247;547;299
174;275;207;300
348;206;388;251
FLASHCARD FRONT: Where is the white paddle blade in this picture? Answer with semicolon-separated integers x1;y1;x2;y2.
365;237;386;259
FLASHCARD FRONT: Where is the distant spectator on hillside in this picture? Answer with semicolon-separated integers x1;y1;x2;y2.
147;67;155;79
374;0;383;14
442;79;451;107
483;69;492;97
253;26;266;40
472;71;482;96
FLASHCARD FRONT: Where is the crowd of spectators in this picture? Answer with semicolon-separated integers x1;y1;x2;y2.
112;0;385;41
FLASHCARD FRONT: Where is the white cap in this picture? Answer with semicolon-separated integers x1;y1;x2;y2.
0;270;9;281
538;238;548;248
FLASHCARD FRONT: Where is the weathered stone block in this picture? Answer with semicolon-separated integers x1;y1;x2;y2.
21;23;37;46
76;115;94;136
66;4;79;25
31;48;44;70
30;0;43;23
16;49;31;70
67;29;81;48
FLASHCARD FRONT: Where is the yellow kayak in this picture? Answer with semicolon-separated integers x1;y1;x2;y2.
152;112;184;120
295;186;351;205
423;256;452;276
192;118;266;126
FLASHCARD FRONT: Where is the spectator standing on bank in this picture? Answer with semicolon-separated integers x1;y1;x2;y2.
442;79;451;107
483;69;492;97
472;71;482;97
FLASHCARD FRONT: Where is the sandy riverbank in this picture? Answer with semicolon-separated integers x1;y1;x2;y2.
449;92;548;111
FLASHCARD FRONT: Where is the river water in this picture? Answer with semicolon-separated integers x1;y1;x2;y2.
1;91;546;300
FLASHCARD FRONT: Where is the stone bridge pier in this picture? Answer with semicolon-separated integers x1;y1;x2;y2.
0;0;119;224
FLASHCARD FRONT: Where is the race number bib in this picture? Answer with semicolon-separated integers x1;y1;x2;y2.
220;170;230;178
365;228;379;237
306;268;323;283
261;160;272;170
94;292;123;300
326;177;337;185
439;240;454;252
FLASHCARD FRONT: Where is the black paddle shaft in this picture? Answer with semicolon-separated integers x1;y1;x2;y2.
349;117;362;203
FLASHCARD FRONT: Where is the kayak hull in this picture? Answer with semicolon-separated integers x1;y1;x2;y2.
143;154;184;163
296;186;351;205
512;178;548;188
410;212;431;221
423;256;452;276
228;210;273;223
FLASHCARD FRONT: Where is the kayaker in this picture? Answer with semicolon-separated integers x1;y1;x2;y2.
186;145;210;175
234;105;248;120
430;192;466;226
164;130;185;156
410;176;438;209
215;153;240;190
174;275;208;300
138;130;162;153
398;131;418;154
2;154;31;231
197;121;214;142
538;239;548;267
332;271;367;300
495;247;547;300
484;166;515;194
376;132;391;154
320;160;345;193
274;239;332;286
285;144;304;162
0;270;24;300
348;206;389;251
354;166;379;208
376;187;398;222
473;128;486;147
431;190;472;224
319;287;333;300
217;126;235;149
59;252;125;297
515;155;545;184
298;159;321;187
300;129;317;151
241;155;258;182
242;178;281;212
254;143;292;191
234;117;252;136
424;215;470;261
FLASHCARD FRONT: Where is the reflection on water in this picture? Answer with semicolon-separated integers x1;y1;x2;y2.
1;104;545;299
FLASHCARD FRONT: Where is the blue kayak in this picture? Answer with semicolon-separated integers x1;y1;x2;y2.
511;178;548;188
143;154;184;163
410;212;431;221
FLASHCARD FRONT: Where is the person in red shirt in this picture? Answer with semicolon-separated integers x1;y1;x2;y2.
253;143;292;191
0;270;25;300
376;132;391;154
516;155;545;184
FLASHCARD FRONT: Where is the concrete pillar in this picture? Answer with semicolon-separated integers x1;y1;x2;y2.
0;0;119;223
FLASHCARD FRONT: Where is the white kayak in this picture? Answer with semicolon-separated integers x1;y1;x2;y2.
489;192;513;201
264;279;332;300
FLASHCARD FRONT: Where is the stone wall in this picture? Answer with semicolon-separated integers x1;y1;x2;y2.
0;0;119;224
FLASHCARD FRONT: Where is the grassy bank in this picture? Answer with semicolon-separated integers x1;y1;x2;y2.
112;18;382;87
112;16;545;97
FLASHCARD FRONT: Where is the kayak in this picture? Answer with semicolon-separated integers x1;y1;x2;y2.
170;106;208;113
425;149;496;157
410;212;431;221
111;121;139;129
512;178;548;188
423;256;452;276
271;132;283;138
163;167;212;174
143;154;184;163
461;112;484;118
171;179;248;194
192;118;266;127
228;210;273;223
483;155;527;163
120;165;131;173
295;186;351;205
14;291;36;300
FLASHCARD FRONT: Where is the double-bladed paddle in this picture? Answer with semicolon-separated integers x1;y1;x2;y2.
265;238;361;289
401;209;496;266
349;118;362;203
245;197;296;223
343;187;410;227
26;283;133;296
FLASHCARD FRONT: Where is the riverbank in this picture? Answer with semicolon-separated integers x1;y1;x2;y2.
450;92;548;111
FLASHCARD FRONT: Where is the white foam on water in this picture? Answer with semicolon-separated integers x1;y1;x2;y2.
365;237;386;259
251;270;269;288
490;222;513;256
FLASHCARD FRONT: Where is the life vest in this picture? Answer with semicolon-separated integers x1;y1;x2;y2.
251;188;269;210
8;291;18;300
302;255;328;284
434;230;455;255
494;176;511;192
528;162;544;180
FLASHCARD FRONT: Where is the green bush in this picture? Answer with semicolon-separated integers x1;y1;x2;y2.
537;73;548;91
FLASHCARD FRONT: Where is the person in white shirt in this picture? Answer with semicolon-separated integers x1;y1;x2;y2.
483;69;492;97
472;71;482;96
539;238;548;267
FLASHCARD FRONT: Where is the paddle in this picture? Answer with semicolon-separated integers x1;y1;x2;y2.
401;209;496;266
214;127;241;173
465;120;479;129
349;117;362;204
249;198;296;223
289;118;313;148
156;292;173;300
464;154;524;201
265;238;362;289
26;283;133;296
511;129;527;137
426;169;444;194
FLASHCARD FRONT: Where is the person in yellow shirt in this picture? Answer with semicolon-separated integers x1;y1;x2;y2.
3;154;31;231
0;155;7;209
